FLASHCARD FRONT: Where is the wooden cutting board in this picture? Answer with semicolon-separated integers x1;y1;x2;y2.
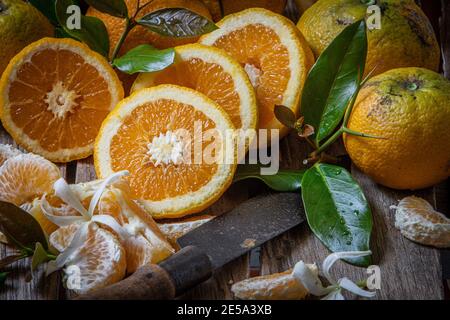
0;0;448;300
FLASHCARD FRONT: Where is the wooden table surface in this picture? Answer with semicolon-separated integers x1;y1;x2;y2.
0;0;449;300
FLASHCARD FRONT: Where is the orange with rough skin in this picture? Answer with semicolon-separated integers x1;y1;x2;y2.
202;0;287;21
344;68;450;190
298;0;440;77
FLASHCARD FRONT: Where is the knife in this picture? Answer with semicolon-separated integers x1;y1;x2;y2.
78;192;305;300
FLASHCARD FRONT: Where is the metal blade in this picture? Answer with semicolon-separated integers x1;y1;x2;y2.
177;193;305;270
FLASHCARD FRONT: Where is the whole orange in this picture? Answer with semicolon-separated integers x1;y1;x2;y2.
202;0;287;21
344;68;450;190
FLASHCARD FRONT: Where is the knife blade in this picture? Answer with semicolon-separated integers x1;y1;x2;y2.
177;192;305;269
79;192;305;300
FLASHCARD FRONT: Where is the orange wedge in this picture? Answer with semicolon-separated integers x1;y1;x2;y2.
200;8;314;138
132;44;258;133
49;223;126;294
94;85;237;219
0;152;61;206
0;38;124;162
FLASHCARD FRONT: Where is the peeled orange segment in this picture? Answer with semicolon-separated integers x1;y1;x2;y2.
94;85;237;219
0;144;22;166
49;223;126;294
199;8;315;138
0;153;61;206
0;38;124;162
132;44;258;133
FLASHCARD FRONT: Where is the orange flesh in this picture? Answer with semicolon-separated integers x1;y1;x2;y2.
8;49;112;152
151;58;242;129
110;100;219;201
210;24;291;128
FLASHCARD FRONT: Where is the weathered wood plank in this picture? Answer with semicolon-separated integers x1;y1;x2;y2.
0;126;64;300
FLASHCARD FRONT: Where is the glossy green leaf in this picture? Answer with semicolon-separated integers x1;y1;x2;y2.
301;163;372;267
0;272;8;287
29;0;58;25
112;44;175;74
137;8;218;38
0;201;48;251
55;0;110;57
84;0;128;18
234;164;304;192
274;105;296;129
31;242;50;272
301;20;367;144
0;254;27;269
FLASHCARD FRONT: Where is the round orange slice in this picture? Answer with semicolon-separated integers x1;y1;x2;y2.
94;85;237;219
199;8;315;138
0;38;124;162
131;44;258;134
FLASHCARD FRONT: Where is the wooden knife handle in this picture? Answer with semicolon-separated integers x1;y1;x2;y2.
76;246;212;300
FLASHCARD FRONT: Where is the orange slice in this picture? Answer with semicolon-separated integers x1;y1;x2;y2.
0;152;61;206
49;223;126;294
0;38;124;162
94;85;237;219
132;44;258;133
199;8;315;138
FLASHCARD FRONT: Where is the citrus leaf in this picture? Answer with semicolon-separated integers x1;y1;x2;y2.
0;272;8;287
301;20;367;145
0;254;27;269
84;0;128;18
301;163;372;267
0;201;48;251
234;164;304;192
31;242;50;272
137;7;218;38
29;0;58;25
55;0;110;57
274;105;296;129
112;44;175;74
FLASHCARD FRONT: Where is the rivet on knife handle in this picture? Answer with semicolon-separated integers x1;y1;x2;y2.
76;246;212;300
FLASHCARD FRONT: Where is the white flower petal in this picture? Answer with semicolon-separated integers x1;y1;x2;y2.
339;277;376;298
91;215;129;241
293;261;332;296
53;178;89;218
46;222;89;276
322;250;372;284
87;170;129;217
41;196;85;227
321;289;345;300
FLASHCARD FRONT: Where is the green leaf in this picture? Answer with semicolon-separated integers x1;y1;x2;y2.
301;163;372;267
29;0;58;25
0;201;48;251
301;20;367;145
274;105;296;129
137;8;218;38
31;242;50;272
0;254;27;269
0;272;8;287
55;0;110;57
84;0;128;18
112;44;175;74
234;164;304;192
